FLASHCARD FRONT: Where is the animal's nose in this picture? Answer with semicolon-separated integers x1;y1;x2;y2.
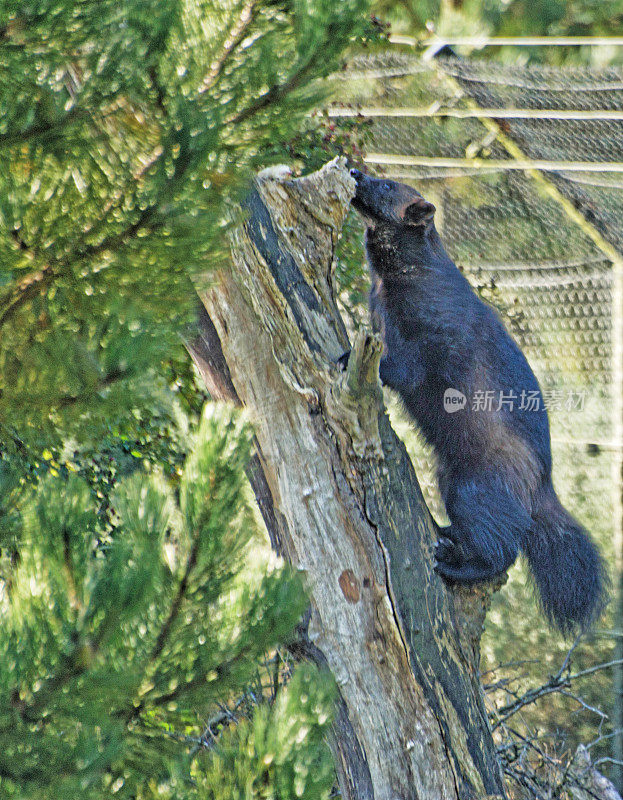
350;168;364;182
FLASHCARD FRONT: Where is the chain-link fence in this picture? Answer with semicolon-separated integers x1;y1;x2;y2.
330;51;623;778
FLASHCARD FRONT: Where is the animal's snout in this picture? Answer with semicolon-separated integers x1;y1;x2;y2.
350;168;364;183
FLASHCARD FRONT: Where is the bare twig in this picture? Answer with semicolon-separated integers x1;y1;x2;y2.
489;645;620;799
481;658;540;677
491;646;622;731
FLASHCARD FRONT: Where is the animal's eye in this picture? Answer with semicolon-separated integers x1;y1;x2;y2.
382;182;391;191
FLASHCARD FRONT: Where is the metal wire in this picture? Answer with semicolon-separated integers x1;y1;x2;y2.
390;33;623;48
328;106;623;121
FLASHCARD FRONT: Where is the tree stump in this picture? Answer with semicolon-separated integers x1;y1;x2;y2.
189;158;506;800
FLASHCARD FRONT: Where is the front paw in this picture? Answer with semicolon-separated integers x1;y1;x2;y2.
337;350;351;371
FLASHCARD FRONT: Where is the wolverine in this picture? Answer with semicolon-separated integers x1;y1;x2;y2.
344;168;606;634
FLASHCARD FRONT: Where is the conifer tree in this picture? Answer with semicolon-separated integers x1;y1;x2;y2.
0;0;372;448
0;405;335;798
0;1;373;797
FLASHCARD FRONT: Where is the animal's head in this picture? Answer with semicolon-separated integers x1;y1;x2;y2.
349;169;437;275
350;169;435;231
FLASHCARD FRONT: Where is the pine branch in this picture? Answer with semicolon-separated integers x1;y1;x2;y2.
123;532;201;722
0;108;84;147
76;137;191;260
144;645;255;711
230;49;323;126
57;367;132;408
0;19;327;334
0;144;177;332
199;0;259;96
77;145;164;247
0;86;143;150
13;641;97;724
0;238;60;330
149;534;200;665
79;204;159;259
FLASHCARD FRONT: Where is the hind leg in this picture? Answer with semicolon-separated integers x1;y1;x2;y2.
435;478;532;583
434;534;515;583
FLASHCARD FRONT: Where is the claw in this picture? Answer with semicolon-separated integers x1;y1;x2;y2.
435;536;460;566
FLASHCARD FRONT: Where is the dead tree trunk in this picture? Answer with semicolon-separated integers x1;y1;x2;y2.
189;159;506;800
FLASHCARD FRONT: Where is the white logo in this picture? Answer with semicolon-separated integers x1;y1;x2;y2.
444;388;466;413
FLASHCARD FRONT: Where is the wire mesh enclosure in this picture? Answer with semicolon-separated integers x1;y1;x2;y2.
330;52;623;569
330;53;623;778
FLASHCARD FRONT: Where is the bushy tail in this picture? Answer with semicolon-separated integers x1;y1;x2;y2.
523;487;608;635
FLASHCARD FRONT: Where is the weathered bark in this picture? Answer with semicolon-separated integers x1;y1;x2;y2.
190;158;506;799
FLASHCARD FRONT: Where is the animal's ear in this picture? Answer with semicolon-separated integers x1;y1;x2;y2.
403;198;436;226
